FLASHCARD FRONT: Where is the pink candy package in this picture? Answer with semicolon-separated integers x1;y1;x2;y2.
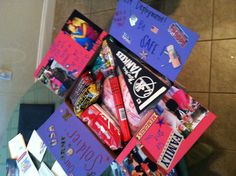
102;74;151;134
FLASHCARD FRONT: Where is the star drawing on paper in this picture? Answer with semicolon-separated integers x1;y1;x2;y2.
140;49;148;60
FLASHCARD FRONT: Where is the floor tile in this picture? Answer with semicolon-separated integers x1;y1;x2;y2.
210;39;236;93
55;0;91;17
165;0;213;40
177;41;211;92
213;0;236;39
208;93;236;150
189;92;209;108
53;15;70;40
143;0;166;13
207;150;236;176
90;9;116;31
91;0;117;13
0;93;21;144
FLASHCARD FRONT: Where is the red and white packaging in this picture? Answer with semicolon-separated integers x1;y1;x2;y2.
80;103;122;150
102;75;151;135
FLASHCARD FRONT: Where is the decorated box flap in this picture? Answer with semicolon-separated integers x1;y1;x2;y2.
34;10;107;97
37;103;114;176
110;0;199;81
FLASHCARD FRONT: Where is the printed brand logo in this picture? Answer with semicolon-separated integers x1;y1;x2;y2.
95;121;111;140
168;23;189;47
122;32;131;44
116;51;142;84
133;76;156;99
136;113;158;140
158;132;183;170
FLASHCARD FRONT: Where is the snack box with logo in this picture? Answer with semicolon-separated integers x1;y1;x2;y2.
37;103;114;176
115;85;216;174
34;10;107;97
110;0;199;81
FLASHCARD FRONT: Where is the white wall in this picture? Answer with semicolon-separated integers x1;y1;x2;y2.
0;0;43;143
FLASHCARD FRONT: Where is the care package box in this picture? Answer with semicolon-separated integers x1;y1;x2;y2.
34;2;216;175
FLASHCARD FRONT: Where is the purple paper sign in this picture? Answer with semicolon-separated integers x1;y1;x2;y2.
110;0;199;81
37;103;113;176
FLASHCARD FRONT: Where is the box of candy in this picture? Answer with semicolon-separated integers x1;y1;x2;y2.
34;1;216;175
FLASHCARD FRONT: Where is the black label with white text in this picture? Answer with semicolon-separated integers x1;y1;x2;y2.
107;37;170;113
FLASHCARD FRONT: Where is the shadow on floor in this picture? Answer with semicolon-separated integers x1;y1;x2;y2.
142;0;181;15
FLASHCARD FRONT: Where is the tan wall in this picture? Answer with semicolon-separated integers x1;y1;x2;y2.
0;0;43;142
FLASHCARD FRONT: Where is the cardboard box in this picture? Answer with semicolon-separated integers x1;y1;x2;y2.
34;4;216;175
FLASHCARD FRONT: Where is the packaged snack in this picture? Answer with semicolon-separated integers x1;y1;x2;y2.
102;75;152;135
102;36;171;114
92;39;132;143
37;103;113;176
69;71;103;116
80;104;122;150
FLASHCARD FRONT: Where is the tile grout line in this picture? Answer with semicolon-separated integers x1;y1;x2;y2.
198;37;236;42
214;148;236;153
208;0;216;109
89;0;92;17
188;91;236;94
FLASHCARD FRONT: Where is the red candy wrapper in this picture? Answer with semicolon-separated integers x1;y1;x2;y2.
109;75;131;143
102;75;151;135
80;104;122;150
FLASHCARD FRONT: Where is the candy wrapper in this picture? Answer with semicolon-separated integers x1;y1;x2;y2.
92;38;132;142
80;104;122;150
92;40;114;76
102;74;151;135
70;71;103;116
